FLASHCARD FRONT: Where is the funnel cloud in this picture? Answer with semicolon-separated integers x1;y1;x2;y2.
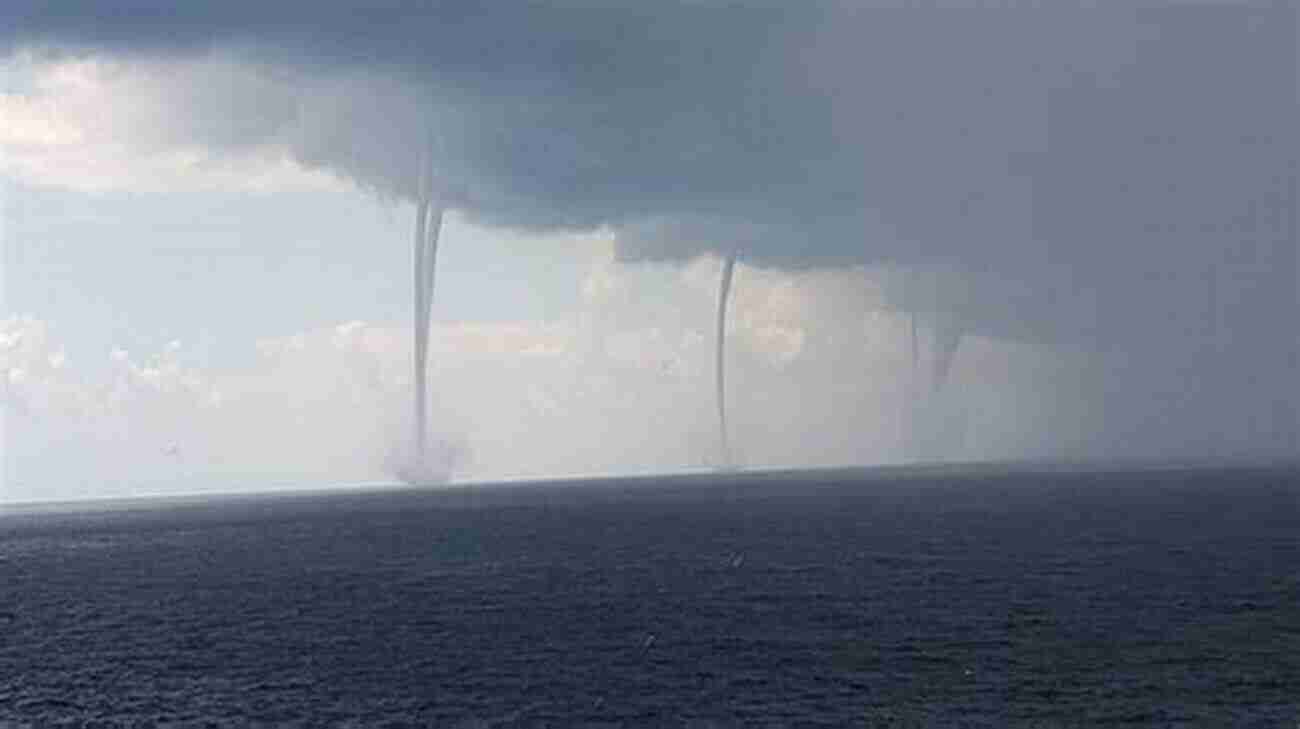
714;251;737;469
403;134;451;483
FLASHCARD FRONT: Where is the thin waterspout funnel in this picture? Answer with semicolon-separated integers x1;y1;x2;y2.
411;131;444;461
932;319;963;396
909;268;920;378
412;200;429;454
715;252;738;469
910;310;919;376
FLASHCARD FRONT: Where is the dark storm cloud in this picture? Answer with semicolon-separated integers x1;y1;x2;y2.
4;2;1296;343
4;1;820;227
0;4;1133;238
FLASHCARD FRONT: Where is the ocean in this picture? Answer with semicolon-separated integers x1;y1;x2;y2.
1;465;1297;727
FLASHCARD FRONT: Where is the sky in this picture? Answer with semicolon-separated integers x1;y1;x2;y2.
2;1;1297;502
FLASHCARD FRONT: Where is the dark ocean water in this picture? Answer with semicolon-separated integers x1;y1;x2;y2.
2;465;1298;728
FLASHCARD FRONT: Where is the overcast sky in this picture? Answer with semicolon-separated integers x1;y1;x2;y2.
2;1;1297;502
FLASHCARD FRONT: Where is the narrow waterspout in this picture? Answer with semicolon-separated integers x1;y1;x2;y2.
715;251;738;469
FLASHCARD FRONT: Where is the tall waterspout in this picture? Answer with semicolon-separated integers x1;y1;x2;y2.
411;132;446;464
715;251;738;469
